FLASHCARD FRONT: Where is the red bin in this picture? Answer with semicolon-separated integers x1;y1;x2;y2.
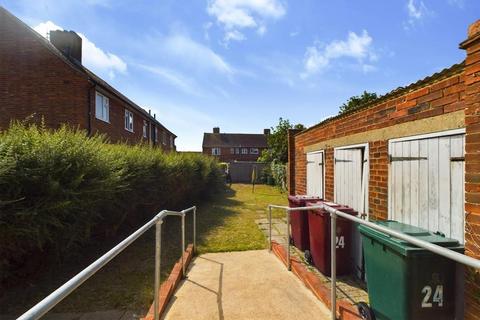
307;201;357;276
288;195;321;251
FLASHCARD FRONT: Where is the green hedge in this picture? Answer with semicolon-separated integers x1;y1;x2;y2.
0;123;222;282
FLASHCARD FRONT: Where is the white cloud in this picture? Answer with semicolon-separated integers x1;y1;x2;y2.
136;64;204;97
161;33;233;75
33;21;126;79
207;0;286;43
404;0;431;29
224;29;246;42
302;30;376;77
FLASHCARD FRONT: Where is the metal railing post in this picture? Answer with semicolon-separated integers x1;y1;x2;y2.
154;219;163;320
330;211;337;320
181;212;186;277
193;207;197;255
269;206;272;252
287;208;291;271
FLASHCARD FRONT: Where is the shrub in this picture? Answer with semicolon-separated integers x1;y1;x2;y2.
271;160;287;191
0;123;222;282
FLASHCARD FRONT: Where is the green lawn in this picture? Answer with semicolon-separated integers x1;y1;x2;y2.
1;184;287;316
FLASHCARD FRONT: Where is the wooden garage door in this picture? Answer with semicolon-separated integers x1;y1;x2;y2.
306;151;324;197
334;148;367;214
389;132;465;243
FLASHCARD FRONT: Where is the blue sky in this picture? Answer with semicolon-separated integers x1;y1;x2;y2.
1;0;478;151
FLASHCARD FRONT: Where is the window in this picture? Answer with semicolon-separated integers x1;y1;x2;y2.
143;121;148;138
162;131;167;145
95;92;109;122
212;147;221;155
230;148;235;154
241;148;248;154
154;127;158;143
235;148;240;154
250;148;259;155
170;135;174;148
124;109;134;132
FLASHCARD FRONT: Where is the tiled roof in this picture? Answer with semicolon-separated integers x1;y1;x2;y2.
0;6;175;137
203;133;268;148
299;61;465;135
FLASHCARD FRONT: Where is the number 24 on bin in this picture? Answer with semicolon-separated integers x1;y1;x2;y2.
421;285;443;308
335;236;345;249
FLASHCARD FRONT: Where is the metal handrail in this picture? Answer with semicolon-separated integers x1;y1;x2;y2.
268;203;480;320
18;206;197;320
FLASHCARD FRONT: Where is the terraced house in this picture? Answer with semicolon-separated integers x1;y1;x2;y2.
202;127;269;162
0;7;176;151
288;19;480;319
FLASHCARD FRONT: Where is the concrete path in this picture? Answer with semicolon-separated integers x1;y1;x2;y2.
162;250;330;320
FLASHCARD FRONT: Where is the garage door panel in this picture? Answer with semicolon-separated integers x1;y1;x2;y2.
410;140;420;227
438;136;452;236
389;133;465;243
418;139;429;230
403;141;412;225
450;136;465;242
428;137;439;233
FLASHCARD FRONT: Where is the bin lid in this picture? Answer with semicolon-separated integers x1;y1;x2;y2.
359;220;462;256
288;195;321;204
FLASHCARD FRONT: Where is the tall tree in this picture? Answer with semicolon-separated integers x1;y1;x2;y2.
259;118;305;164
339;91;378;114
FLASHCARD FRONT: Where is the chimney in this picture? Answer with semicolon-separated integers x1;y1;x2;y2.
149;109;151;115
264;128;271;135
154;113;156;119
50;30;82;63
213;127;220;134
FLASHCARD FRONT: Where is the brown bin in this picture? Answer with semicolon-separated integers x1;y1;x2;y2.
288;195;321;251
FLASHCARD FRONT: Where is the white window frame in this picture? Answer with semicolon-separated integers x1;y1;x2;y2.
143;120;148;138
250;148;259;155
241;148;248;155
162;131;167;145
124;109;134;132
306;150;325;198
154;127;158;143
230;148;235;154
170;135;174;148
95;92;109;123
212;147;221;155
235;148;240;154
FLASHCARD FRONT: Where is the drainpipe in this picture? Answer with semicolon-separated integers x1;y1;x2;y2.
87;80;95;136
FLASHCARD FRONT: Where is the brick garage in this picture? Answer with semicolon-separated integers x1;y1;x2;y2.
0;7;176;151
288;20;480;319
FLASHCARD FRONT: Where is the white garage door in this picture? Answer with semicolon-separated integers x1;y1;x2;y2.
389;131;465;243
334;147;368;215
334;145;369;280
306;151;324;197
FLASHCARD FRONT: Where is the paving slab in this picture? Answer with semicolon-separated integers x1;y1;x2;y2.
162;250;329;320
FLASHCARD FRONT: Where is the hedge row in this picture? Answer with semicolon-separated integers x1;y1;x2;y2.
0;123;223;282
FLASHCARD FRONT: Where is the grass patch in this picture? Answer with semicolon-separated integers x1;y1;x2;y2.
0;184;287;317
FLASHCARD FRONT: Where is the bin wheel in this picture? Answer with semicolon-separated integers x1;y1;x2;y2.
304;250;312;264
357;302;375;320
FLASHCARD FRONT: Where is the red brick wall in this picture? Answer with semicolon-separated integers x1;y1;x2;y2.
0;9;176;151
203;146;267;162
0;9;89;130
461;20;480;319
291;70;465;220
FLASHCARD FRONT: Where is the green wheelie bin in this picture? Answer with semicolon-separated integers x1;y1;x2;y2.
358;221;463;320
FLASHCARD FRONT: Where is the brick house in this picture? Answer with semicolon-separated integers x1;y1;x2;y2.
288;20;480;319
202;127;269;162
0;7;176;151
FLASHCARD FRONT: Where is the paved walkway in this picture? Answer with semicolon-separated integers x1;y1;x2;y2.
162;250;330;320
